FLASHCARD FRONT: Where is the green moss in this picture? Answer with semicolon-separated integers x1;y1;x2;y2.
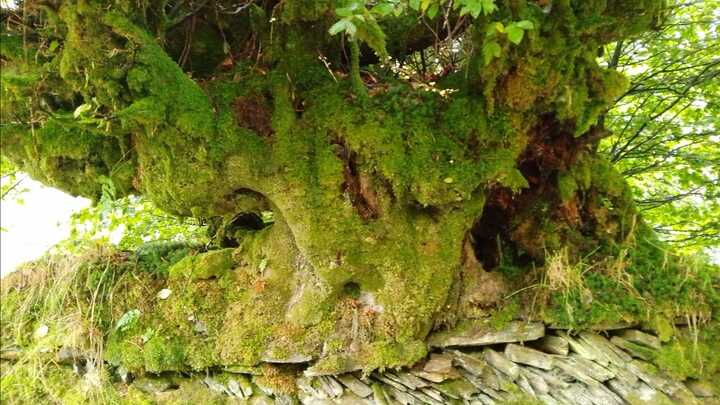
168;249;235;280
557;173;578;202
362;340;428;371
489;298;522;330
143;336;187;372
655;326;720;381
501;382;544;405
0;0;698;378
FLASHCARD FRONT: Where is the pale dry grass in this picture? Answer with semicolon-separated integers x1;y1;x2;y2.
0;245;127;403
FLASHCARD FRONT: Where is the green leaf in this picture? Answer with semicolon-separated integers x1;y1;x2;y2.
507;25;525;44
480;0;497;15
459;0;482;18
329;19;357;37
116;309;140;332
409;0;421;11
335;2;361;17
73;103;93;118
516;20;534;30
427;3;439;18
335;7;354;17
482;40;501;65
371;3;395;16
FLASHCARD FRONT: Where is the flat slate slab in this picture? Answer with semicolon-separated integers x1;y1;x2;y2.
504;344;554;370
428;320;545;348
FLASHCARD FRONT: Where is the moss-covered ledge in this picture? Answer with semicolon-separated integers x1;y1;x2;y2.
1;240;718;403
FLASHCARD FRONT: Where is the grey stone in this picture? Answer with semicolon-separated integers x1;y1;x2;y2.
391;372;429;389
133;376;175;394
559;384;596;405
537;393;562;405
474;393;496;405
522;369;549;394
504;343;554;370
536;335;569;355
579;332;632;365
387;387;415;404
319;375;344;398
429;320;545;348
686;379;716;398
558;331;600;363
236;374;254;398
607;378;635;401
250;394;276;405
671;385;703;405
480;365;503;391
422;352;454;374
407;387;444;405
515;373;535;396
628;382;675;404
116;365;133;384
204;376;229;395
587;383;624;405
420;387;445;402
297;376;326;399
374;373;407;391
298;391;329;405
482;348;520;380
619;329;662;349
372;383;391;405
627;359;683;396
567;353;615;381
193;319;208;335
530;368;570;389
605;362;639;386
451;350;490;375
227;378;244;398
553;357;601;386
411;370;451;383
338;374;373;398
548;389;577;405
433;378;477;399
275;394;300;405
459;368;502;397
610;336;656;361
56;346;84;364
334;392;374;405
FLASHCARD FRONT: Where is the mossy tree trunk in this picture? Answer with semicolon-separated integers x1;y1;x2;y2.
1;0;685;373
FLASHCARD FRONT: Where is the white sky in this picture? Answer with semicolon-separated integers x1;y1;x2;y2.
0;177;90;276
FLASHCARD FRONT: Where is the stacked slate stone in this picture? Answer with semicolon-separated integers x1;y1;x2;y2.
3;322;716;404
129;322;718;404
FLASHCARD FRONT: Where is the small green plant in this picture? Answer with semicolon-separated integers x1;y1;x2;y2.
329;1;388;58
115;309;140;332
482;20;534;65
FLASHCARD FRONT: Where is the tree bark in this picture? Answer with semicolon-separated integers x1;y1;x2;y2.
0;0;677;372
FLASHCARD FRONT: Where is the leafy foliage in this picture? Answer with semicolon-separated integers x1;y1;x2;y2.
65;193;207;252
0;155;27;205
601;0;720;254
329;1;388;58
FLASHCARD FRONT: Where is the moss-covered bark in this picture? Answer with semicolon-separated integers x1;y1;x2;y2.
2;0;716;378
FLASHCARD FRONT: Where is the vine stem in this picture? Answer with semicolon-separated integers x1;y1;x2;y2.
350;39;368;101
